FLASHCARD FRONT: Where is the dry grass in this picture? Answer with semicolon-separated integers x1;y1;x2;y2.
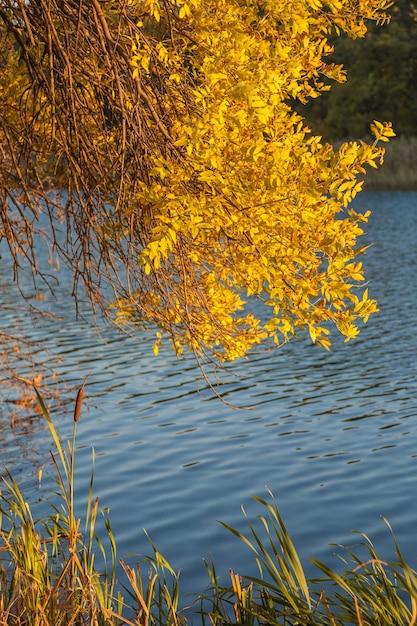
0;388;184;626
1;387;417;625
362;136;417;190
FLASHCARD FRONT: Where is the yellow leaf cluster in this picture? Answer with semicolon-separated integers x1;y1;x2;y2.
124;0;393;363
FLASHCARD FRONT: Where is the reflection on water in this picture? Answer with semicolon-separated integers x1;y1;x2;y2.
1;191;417;600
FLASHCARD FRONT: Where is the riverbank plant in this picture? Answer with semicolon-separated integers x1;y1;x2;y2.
1;389;417;625
0;388;182;626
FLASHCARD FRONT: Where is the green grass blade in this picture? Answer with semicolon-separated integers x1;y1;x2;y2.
33;385;68;479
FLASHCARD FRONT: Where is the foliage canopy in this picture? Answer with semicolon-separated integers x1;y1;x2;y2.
0;0;394;368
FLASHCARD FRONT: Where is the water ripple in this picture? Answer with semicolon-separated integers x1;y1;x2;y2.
1;192;417;599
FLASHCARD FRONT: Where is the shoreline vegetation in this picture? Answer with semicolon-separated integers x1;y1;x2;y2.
1;391;417;626
355;136;417;191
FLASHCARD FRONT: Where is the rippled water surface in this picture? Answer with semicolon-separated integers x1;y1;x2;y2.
1;191;417;601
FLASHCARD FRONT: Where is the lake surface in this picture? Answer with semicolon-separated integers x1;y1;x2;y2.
1;191;417;606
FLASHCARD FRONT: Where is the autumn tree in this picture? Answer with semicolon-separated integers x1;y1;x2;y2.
0;0;394;373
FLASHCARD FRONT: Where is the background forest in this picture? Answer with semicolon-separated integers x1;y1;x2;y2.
300;0;417;189
300;0;417;140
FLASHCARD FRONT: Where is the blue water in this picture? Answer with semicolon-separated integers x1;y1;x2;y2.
1;191;417;605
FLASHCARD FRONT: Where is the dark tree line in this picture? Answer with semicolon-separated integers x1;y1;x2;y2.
299;0;417;139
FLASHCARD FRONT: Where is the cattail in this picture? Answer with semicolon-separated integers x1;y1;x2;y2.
73;386;84;423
